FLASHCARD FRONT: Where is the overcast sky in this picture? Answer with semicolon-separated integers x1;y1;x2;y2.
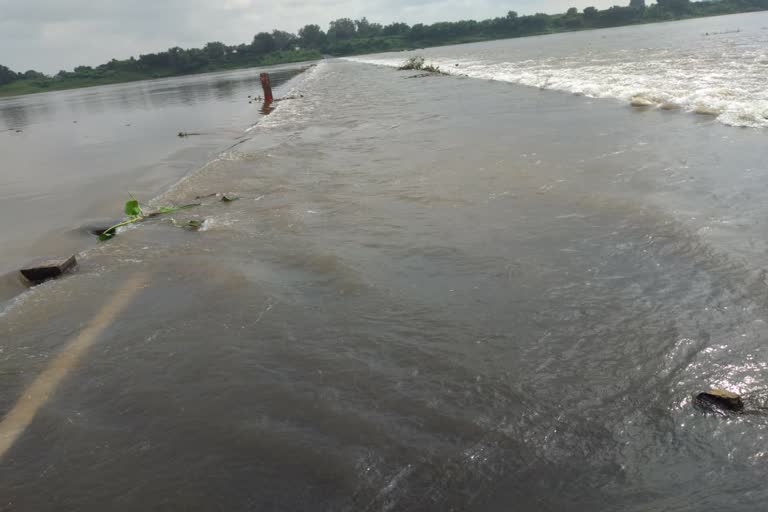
1;0;622;73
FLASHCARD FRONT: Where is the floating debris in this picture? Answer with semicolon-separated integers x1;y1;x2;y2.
180;219;204;231
398;56;446;75
694;389;744;414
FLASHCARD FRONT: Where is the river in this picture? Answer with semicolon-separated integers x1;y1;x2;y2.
1;12;768;512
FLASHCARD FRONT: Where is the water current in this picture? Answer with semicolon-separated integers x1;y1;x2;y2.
1;12;768;512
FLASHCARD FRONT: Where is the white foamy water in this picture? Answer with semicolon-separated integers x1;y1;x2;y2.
346;12;768;128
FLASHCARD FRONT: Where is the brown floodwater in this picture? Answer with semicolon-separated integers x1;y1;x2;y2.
0;63;309;279
2;16;768;511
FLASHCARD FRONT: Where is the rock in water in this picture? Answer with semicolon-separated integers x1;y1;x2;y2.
630;96;654;107
694;389;744;413
19;255;77;285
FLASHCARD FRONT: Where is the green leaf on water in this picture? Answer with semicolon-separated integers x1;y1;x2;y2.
98;231;115;241
221;194;238;202
186;219;204;229
125;199;141;216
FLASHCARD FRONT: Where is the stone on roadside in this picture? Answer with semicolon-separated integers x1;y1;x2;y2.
694;389;744;413
19;255;77;285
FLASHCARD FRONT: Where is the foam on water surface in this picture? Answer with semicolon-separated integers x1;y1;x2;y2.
346;13;768;128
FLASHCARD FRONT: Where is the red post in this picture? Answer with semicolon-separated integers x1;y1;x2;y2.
260;73;273;103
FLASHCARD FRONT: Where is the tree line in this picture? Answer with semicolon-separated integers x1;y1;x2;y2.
2;0;767;90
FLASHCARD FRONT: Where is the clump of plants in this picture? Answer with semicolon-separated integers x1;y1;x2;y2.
398;56;446;75
398;56;426;70
98;194;199;240
171;218;205;231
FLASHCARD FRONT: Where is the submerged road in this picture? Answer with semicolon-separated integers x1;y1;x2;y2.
0;273;148;459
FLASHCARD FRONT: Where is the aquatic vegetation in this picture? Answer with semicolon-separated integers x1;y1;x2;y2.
398;56;446;75
99;194;199;240
181;219;204;231
398;56;426;70
422;63;444;74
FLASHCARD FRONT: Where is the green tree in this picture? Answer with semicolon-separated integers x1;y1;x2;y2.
298;24;326;48
165;47;208;72
382;22;409;36
520;13;550;33
204;42;227;61
185;48;209;70
409;23;426;40
328;18;356;40
629;0;646;9
598;5;640;25
23;70;47;80
252;32;276;54
566;7;579;15
583;6;598;18
657;0;691;14
272;30;297;51
355;17;383;37
0;64;20;85
355;17;371;36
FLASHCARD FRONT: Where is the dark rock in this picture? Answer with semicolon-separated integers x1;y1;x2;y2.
19;255;77;285
694;389;744;413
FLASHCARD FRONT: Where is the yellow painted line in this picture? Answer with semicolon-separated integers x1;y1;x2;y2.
0;272;148;459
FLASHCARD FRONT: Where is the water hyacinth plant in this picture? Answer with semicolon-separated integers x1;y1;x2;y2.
98;194;199;240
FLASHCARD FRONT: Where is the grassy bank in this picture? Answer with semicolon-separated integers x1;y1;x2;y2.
0;49;321;98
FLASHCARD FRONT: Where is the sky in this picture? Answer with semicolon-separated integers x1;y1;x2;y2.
1;0;622;74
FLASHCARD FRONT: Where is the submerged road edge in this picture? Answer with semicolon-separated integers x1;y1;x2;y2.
0;272;149;459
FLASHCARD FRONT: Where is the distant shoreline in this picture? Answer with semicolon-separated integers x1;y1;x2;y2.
2;7;766;99
322;9;768;59
0;50;322;99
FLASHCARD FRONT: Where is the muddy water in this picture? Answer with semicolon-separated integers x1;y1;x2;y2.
0;63;310;279
1;38;768;511
350;11;768;128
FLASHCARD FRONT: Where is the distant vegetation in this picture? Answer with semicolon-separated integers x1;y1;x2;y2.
0;47;320;98
1;0;766;98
